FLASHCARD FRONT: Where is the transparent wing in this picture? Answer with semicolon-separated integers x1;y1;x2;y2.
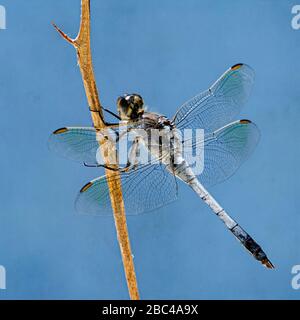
48;127;100;164
75;161;178;216
184;120;260;187
48;124;138;165
173;64;255;133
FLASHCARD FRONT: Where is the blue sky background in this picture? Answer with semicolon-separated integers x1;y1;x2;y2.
0;0;299;299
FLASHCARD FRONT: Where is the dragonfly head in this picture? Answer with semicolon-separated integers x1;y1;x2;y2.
117;93;145;120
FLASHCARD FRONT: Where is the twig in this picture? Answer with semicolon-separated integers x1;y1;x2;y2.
53;0;139;300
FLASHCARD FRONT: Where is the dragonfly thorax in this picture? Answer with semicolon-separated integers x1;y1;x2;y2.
117;93;145;121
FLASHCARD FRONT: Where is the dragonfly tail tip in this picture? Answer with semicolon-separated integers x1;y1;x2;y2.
261;258;275;269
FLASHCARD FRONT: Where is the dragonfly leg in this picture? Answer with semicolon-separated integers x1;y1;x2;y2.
84;137;141;172
102;107;121;121
84;162;132;172
89;107;120;126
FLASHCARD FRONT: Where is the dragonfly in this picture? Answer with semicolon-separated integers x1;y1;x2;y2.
49;63;274;269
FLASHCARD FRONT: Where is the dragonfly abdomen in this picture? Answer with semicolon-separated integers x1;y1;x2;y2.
185;176;274;269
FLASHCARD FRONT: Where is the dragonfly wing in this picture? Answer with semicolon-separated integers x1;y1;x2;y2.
75;162;178;216
173;64;255;133
48;124;135;165
48;127;101;164
185;120;260;187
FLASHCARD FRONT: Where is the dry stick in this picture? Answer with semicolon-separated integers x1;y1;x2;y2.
53;0;139;300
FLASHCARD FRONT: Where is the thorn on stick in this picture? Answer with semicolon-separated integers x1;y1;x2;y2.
52;22;75;45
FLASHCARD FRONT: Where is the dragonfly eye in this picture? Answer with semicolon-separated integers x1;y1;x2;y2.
117;96;131;120
132;94;144;109
117;97;128;109
117;94;144;120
